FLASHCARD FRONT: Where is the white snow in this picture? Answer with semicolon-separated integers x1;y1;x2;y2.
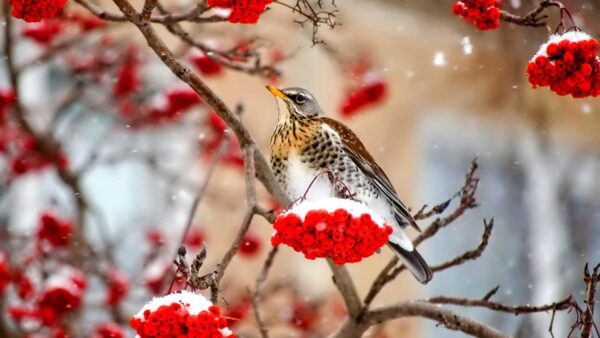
530;31;595;61
433;51;446;67
461;36;473;55
211;7;232;18
284;197;388;229
44;267;85;295
134;291;233;336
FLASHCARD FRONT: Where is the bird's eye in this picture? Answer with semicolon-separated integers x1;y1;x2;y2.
294;94;306;104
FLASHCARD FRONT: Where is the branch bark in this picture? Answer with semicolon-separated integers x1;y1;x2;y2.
367;301;511;338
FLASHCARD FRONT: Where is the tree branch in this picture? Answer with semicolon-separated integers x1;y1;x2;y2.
367;301;511;338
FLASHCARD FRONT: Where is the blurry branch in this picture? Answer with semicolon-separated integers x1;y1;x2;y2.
252;246;280;338
2;1;92;259
104;0;289;205
160;129;233;293
17;30;105;73
274;0;339;45
154;3;281;78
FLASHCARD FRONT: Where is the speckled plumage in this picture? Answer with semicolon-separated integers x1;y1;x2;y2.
267;86;432;284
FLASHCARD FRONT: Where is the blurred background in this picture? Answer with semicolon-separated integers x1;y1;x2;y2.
1;0;600;337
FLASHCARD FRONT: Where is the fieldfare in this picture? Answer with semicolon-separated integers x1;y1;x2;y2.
267;86;432;284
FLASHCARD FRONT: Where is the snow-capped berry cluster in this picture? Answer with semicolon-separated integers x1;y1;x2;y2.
10;0;68;22
130;291;237;338
207;0;272;24
340;74;387;117
452;0;501;30
527;32;600;98
271;198;393;265
36;267;87;326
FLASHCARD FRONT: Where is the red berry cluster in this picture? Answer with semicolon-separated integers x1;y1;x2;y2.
93;323;125;338
289;300;317;331
22;21;62;44
37;213;73;249
208;0;272;24
105;268;129;306
0;253;10;296
452;0;501;30
130;298;236;338
527;34;600;98
271;209;393;264
189;51;223;77
340;80;387;117
146;87;203;123
10;0;68;22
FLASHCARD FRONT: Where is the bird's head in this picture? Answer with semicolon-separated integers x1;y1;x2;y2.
266;86;324;122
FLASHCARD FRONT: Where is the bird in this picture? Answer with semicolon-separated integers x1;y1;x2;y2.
266;85;432;284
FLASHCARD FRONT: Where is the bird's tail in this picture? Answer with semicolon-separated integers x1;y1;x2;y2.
387;241;433;284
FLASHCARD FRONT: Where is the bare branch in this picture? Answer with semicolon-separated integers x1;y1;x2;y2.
427;295;573;315
431;219;494;273
327;259;362;319
362;159;480;311
75;0;223;23
141;0;159;21
367;301;510;338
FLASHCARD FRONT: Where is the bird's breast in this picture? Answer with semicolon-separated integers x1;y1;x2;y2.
286;152;333;200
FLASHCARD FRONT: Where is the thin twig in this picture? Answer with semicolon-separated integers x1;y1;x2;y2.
252;246;279;338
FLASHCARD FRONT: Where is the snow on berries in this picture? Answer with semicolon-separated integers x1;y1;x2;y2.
339;73;387;117
208;0;272;24
10;0;68;22
271;198;393;265
527;31;600;98
452;0;501;31
130;291;237;338
36;267;87;326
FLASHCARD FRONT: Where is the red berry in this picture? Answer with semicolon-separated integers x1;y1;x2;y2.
239;234;261;257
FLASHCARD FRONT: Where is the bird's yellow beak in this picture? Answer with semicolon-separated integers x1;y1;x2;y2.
266;86;287;99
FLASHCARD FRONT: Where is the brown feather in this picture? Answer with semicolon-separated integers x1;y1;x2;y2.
319;117;421;231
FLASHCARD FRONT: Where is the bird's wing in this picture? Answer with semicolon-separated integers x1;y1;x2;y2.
320;117;420;231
